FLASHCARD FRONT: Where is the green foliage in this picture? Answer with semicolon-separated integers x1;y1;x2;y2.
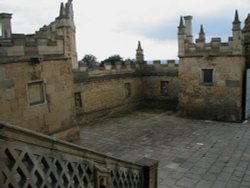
79;54;98;68
100;54;124;67
124;58;135;64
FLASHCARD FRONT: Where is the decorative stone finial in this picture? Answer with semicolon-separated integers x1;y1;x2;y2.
59;3;65;17
137;41;142;51
199;24;205;41
234;10;240;23
136;41;144;64
179;16;184;28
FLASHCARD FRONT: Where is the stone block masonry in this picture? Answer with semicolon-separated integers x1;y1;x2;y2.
0;57;78;140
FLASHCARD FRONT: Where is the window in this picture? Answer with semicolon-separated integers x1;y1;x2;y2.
202;69;213;84
161;81;169;96
124;83;131;98
27;80;46;106
74;92;82;107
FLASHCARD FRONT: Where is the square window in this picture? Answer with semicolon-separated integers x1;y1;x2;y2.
74;92;82;107
27;80;46;106
161;81;169;96
202;69;213;84
125;83;131;98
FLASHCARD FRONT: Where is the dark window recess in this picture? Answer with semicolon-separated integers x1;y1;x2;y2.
27;81;46;106
202;69;213;83
125;83;131;98
74;92;82;107
161;81;169;96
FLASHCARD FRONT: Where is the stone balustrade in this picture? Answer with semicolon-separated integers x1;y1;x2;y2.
0;121;158;188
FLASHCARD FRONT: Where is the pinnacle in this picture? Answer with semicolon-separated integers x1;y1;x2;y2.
233;10;240;23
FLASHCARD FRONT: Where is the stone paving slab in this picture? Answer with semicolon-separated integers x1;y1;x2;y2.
73;108;250;187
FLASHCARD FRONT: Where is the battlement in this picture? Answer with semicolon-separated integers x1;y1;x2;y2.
76;59;179;80
178;11;245;57
0;0;77;68
78;62;138;78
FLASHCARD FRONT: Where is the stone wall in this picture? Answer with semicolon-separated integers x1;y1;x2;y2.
0;57;78;140
73;60;179;124
143;60;179;110
74;73;144;124
178;56;245;122
143;76;179;110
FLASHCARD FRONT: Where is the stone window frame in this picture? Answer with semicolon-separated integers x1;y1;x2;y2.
201;68;214;85
160;81;169;96
26;80;47;107
74;92;82;108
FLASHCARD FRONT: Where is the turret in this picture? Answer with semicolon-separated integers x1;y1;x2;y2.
233;10;241;31
56;0;78;69
232;10;243;55
184;16;193;43
198;25;205;41
136;41;144;63
178;16;186;57
0;13;12;39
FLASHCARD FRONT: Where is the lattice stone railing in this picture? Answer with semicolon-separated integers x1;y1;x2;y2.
0;122;158;188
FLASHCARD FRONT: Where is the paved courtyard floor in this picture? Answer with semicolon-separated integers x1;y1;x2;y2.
73;108;250;188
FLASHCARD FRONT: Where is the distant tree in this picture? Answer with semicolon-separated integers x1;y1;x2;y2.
100;54;124;67
79;54;98;68
124;58;135;64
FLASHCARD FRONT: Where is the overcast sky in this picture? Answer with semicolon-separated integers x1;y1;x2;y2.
0;0;249;61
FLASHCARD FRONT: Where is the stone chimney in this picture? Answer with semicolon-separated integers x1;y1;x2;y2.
184;16;193;43
0;13;12;38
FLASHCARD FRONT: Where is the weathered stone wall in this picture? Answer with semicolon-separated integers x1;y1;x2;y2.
0;57;77;140
143;61;179;110
74;74;144;124
143;76;179;110
178;56;245;122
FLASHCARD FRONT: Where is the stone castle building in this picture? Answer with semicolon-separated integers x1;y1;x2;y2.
0;0;250;140
178;11;250;122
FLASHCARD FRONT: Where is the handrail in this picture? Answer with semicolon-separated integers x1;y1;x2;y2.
0;121;158;188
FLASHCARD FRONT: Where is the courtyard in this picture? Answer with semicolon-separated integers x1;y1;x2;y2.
73;108;250;188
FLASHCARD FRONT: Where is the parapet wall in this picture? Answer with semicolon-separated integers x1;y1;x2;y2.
0;33;64;57
184;37;243;57
0;0;78;68
143;59;178;76
77;59;178;79
178;13;244;57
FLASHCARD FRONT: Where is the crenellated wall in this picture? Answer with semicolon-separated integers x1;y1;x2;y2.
178;11;248;122
178;13;244;58
74;60;179;124
143;60;179;109
0;0;78;69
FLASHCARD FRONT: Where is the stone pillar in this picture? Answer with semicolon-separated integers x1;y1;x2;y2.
0;13;12;38
136;158;159;188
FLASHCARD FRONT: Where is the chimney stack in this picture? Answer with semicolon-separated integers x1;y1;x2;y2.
0;13;12;38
